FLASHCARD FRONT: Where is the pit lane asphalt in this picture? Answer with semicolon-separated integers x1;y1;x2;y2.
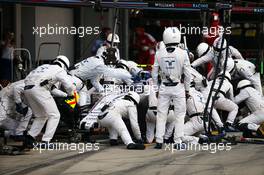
0;143;263;175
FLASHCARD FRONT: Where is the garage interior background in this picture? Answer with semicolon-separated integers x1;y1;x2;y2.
0;0;263;77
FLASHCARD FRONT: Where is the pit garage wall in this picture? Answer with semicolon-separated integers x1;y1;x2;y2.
14;4;128;66
35;6;74;65
16;5;74;66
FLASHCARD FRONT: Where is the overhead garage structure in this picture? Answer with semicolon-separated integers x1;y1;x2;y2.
0;0;263;70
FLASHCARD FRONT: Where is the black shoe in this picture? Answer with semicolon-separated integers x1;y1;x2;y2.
109;139;119;146
24;135;36;149
127;143;145;150
154;143;162;149
225;122;238;132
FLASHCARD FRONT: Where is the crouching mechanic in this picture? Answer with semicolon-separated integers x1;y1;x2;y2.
230;59;263;96
183;87;207;144
152;27;192;149
70;55;132;93
98;92;145;150
189;67;225;132
95;34;134;94
212;71;238;131
0;80;32;139
183;86;225;144
24;55;76;146
235;80;264;137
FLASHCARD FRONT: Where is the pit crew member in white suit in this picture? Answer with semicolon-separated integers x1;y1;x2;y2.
98;92;145;150
24;55;76;145
235;80;264;137
152;27;192;149
0;80;32;138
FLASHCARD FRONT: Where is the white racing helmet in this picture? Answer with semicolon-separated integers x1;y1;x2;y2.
237;79;252;89
126;91;140;105
107;33;120;43
53;55;70;70
234;59;256;74
213;37;227;52
196;42;210;57
163;27;181;45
